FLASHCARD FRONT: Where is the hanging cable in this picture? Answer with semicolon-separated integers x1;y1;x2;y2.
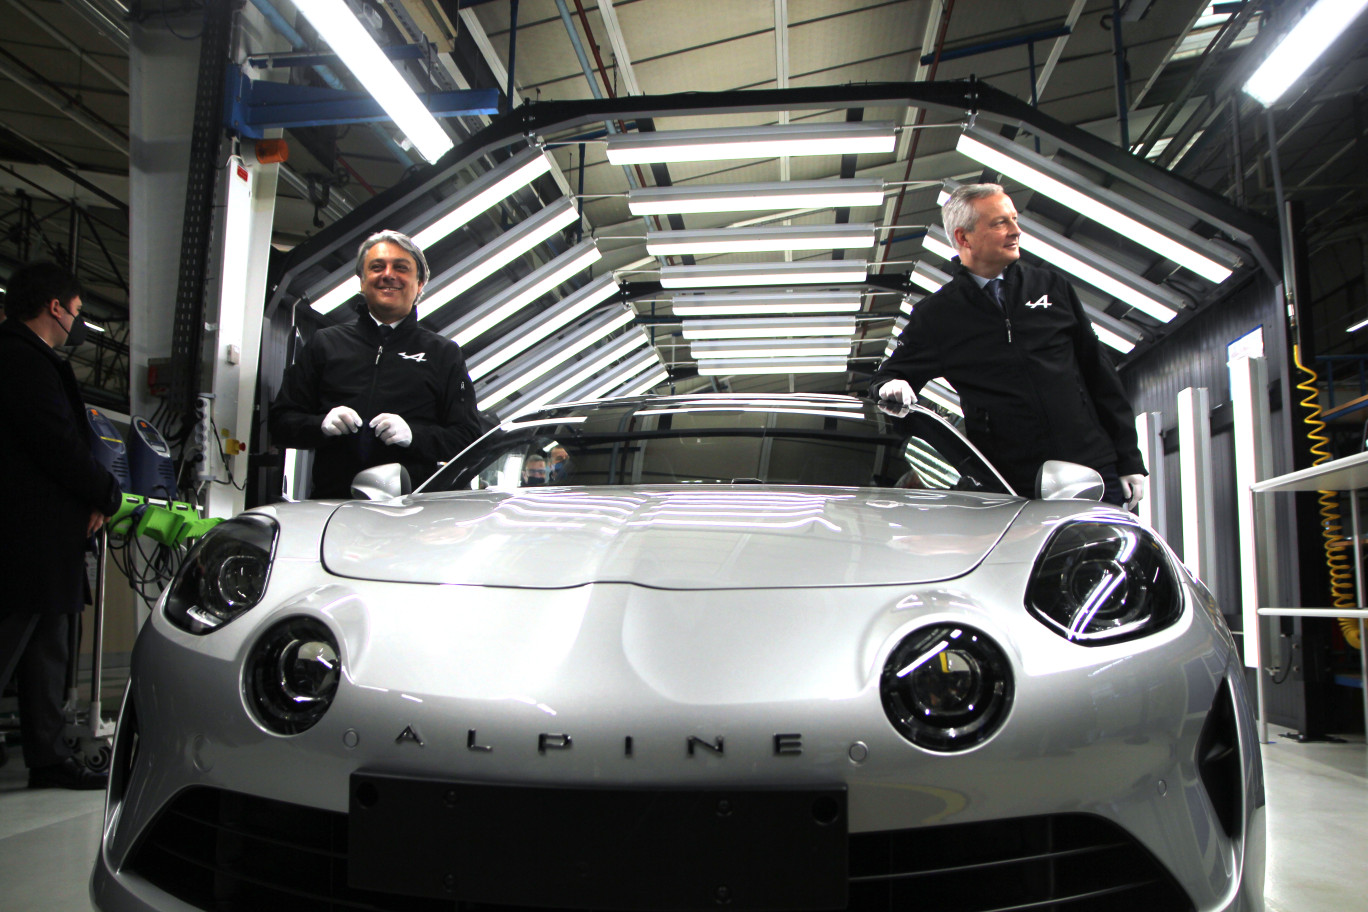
1292;344;1360;650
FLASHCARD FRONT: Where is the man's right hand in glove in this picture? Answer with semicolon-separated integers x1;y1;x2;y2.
878;379;917;408
322;405;363;436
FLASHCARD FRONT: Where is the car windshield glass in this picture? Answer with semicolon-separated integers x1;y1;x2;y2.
420;398;1011;495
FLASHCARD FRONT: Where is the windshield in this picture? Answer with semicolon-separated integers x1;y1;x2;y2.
420;397;1011;495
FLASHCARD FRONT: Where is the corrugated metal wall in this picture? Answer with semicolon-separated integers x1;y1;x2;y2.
1120;271;1325;729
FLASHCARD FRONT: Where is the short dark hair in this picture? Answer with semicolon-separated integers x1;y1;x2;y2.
4;262;82;321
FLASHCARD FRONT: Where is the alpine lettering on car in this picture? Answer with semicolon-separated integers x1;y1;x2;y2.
387;727;807;757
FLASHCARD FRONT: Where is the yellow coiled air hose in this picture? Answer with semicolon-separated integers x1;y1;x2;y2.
1293;344;1362;650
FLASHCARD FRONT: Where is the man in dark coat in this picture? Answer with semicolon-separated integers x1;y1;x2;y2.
869;183;1147;507
0;262;123;789
269;230;486;498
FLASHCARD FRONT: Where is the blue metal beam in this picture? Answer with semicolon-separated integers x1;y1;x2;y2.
224;68;499;139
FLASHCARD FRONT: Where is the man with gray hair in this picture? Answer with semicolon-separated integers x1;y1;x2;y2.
869;183;1146;508
270;229;486;498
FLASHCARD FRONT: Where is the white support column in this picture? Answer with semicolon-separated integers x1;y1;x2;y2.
201;149;279;519
1177;387;1217;596
1230;356;1276;668
1135;410;1166;537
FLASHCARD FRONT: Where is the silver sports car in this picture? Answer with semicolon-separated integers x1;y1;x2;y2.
92;393;1264;912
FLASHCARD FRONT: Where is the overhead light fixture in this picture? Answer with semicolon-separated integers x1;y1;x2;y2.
884;315;909;358
606;122;896;164
609;367;670;399
466;273;620;380
924;219;1184;323
504;330;653;419
1243;0;1368;106
440;239;601;345
691;338;852;359
646;224;876;256
411;148;553;249
920;230;958;263
671;291;863;315
898;295;922;316
956;128;1238;284
628;180;885;216
425;199;582;318
682;316;857;340
911;262;951;294
475;306;635;411
290;0;453;163
661;260;868;289
1347;316;1368;334
565;348;666;401
309;148;554;314
695;356;849;375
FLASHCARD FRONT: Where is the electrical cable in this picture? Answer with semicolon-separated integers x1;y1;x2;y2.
1292;344;1362;651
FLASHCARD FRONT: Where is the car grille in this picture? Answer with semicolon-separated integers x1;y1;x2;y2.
126;787;1192;912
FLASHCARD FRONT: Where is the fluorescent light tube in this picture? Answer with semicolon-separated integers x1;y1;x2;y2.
467;273;620;380
1244;0;1368;106
691;338;853;359
504;331;653;419
921;231;957;263
610;367;670;398
695;356;849;375
411;149;553;249
646;224;876;256
291;0;453;163
566;348;665;401
476;307;635;410
629;180;885;216
682;317;857;340
425;199;581;316
956;129;1235;284
671;291;863;315
911;262;951;294
443;240;601;345
606;122;896;165
661;260;868;289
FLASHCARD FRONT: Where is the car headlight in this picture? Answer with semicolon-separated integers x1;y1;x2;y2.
164;515;278;634
1026;521;1182;644
881;624;1013;752
246;616;340;735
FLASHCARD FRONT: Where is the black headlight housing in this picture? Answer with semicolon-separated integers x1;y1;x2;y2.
164;515;278;634
246;615;341;735
1026;521;1182;644
881;624;1014;752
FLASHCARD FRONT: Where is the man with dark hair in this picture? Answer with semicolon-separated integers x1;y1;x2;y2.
870;183;1146;508
270;229;486;498
0;262;122;789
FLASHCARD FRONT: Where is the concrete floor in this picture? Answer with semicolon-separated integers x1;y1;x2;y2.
0;725;1363;911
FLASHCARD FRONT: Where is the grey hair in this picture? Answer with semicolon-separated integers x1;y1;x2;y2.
941;183;1005;247
355;229;430;290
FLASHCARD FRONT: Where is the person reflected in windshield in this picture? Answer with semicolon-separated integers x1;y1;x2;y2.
522;455;547;486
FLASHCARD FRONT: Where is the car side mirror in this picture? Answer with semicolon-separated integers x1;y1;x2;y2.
351;464;412;500
1036;460;1104;501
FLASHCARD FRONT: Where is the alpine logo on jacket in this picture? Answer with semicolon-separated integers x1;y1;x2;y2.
398;351;428;363
1025;295;1053;309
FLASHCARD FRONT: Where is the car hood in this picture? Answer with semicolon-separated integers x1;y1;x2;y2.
320;486;1024;589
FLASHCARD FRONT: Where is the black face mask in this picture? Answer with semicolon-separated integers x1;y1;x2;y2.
57;304;88;349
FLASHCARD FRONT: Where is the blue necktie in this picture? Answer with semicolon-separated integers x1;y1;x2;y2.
986;278;1004;308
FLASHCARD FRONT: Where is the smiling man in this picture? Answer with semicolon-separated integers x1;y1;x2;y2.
269;230;487;499
869;183;1147;508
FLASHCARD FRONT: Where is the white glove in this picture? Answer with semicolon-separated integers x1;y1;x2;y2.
321;405;362;436
370;413;413;447
878;379;917;408
1121;474;1147;510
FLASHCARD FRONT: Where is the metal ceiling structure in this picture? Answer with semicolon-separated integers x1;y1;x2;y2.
2;0;1366;408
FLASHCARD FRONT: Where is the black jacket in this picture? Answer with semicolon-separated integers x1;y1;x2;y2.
269;307;486;498
869;259;1145;495
0;320;122;617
